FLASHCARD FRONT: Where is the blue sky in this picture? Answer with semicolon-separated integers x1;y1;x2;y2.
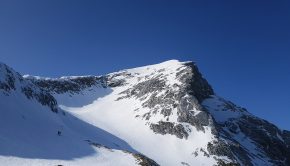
0;0;289;130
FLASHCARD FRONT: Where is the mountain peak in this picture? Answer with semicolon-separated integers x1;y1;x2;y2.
1;61;289;166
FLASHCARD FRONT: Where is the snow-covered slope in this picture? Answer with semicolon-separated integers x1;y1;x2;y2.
1;60;289;166
0;62;157;166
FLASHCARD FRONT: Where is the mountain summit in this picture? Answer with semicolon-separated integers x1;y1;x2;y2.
0;60;289;166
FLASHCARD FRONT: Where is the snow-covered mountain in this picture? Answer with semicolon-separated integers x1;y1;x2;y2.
0;60;289;166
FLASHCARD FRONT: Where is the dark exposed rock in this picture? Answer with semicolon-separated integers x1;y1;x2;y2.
202;93;290;165
282;130;290;145
29;76;107;94
177;95;202;112
207;106;290;166
160;108;172;117
118;77;166;101
130;78;166;98
0;63;58;113
142;112;151;120
106;72;132;87
0;79;15;92
115;62;216;137
177;107;210;132
107;79;125;87
22;87;58;113
235;115;290;165
133;153;160;166
207;141;233;158
4;69;16;91
200;148;210;157
215;160;240;166
0;64;18;92
224;121;239;134
142;93;164;108
176;62;214;102
150;121;188;139
227;143;252;166
207;138;252;166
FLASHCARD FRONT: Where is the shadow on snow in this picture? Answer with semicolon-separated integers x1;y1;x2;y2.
0;88;138;160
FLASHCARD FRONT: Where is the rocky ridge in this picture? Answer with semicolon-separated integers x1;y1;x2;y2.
2;60;289;165
0;63;57;112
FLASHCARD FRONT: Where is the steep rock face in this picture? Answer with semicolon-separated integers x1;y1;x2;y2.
236;116;290;165
24;75;107;94
114;60;216;139
0;63;18;92
177;61;214;102
203;96;290;166
0;63;57;112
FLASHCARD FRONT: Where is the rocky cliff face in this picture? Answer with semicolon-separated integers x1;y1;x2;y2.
2;60;289;166
0;63;57;112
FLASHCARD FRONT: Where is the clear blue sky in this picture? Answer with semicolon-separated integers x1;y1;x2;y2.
0;0;289;130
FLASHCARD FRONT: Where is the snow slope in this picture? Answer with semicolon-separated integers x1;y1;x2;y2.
0;62;156;166
48;60;218;166
1;60;290;166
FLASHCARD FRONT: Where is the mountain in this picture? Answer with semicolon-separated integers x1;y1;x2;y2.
0;60;289;166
